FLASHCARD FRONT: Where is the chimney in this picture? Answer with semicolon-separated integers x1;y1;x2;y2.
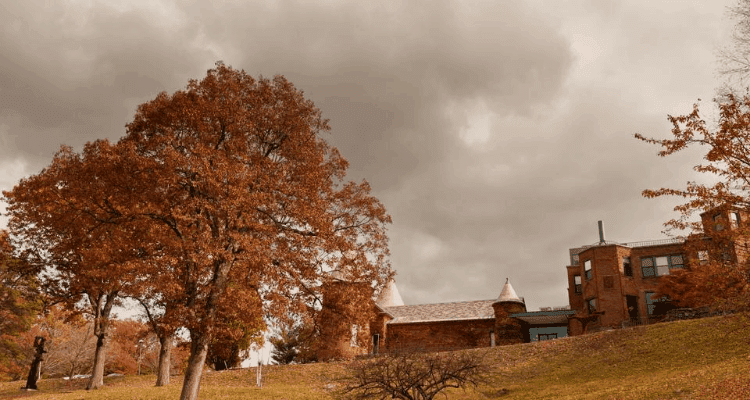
598;220;605;244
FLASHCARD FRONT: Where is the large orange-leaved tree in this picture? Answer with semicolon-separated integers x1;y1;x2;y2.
5;63;391;399
118;63;391;400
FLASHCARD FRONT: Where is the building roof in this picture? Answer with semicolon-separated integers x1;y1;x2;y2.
382;299;495;324
570;237;685;255
510;310;576;325
495;278;525;305
376;279;405;307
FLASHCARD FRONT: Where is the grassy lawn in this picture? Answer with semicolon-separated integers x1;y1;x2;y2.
1;314;748;399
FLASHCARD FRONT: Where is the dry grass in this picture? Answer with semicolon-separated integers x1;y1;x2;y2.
1;314;748;399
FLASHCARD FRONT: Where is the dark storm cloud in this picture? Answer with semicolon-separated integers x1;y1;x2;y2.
180;1;574;188
0;0;736;310
0;1;213;162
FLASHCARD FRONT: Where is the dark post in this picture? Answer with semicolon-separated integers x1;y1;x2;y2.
24;336;47;390
598;220;605;244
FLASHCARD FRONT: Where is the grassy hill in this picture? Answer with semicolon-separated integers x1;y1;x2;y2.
1;314;748;399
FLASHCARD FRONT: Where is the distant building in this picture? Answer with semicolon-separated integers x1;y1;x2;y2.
318;206;748;360
317;278;573;360
565;207;749;335
565;235;686;334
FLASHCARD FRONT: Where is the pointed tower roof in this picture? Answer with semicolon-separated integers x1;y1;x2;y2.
376;278;405;307
494;278;524;305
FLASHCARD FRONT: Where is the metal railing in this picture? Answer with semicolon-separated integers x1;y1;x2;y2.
621;237;685;248
570;237;685;258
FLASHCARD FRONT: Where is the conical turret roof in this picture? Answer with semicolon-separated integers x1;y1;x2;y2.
376;278;404;307
495;278;524;305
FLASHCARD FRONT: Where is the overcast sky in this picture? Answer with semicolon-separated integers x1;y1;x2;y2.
0;0;738;312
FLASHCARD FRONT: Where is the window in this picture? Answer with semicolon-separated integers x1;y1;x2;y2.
731;212;740;228
574;275;582;294
571;254;580;266
645;292;669;315
641;255;683;277
623;257;632;277
586;297;597;313
351;325;359;347
538;333;558;341
655;256;669;276
584;260;592;280
714;213;724;231
698;250;709;264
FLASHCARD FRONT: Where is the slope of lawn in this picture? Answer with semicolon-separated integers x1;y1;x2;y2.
1;314;748;399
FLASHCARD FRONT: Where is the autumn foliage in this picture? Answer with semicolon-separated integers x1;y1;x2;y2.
2;63;391;400
636;93;750;310
0;231;40;381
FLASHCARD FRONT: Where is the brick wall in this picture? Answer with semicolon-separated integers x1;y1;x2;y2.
492;301;526;345
317;280;374;361
570;242;686;331
566;265;584;313
369;311;391;354
384;319;495;352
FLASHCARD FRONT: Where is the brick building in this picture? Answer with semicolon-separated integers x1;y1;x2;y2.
566;206;749;335
370;278;574;354
317;277;574;360
565;236;685;334
319;206;749;360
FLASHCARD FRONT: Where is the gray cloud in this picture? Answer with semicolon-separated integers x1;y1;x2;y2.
0;0;736;311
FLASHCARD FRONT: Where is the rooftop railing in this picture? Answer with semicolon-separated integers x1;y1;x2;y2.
570;237;685;256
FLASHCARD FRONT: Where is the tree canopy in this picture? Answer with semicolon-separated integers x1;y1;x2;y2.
4;62;392;400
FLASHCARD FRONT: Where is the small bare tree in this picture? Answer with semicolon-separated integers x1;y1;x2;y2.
340;349;490;400
719;0;750;86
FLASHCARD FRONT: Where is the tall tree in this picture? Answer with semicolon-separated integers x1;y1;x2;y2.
119;63;391;400
635;94;750;309
3;141;149;389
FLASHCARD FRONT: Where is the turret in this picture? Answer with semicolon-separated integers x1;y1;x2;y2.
316;270;373;361
492;278;526;345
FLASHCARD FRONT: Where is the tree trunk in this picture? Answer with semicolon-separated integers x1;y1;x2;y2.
86;333;107;390
24;337;46;390
179;334;209;400
155;333;173;386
